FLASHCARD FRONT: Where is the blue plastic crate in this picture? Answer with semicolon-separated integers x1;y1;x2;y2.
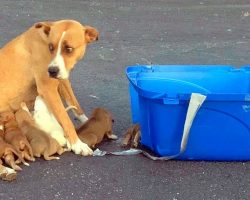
126;65;250;161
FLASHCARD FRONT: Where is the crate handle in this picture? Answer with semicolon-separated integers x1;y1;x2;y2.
180;93;207;153
143;93;207;161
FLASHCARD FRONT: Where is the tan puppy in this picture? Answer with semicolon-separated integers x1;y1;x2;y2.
0;20;99;156
121;124;141;148
15;104;64;160
1;111;34;162
0;125;28;170
0;123;22;171
77;108;117;148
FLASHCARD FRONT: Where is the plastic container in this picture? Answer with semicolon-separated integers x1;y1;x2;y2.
126;65;250;161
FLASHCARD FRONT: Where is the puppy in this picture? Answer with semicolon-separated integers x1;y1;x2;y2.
0;126;28;170
77;108;117;148
122;124;141;148
15;103;64;160
0;123;22;171
1;111;34;162
33;96;73;149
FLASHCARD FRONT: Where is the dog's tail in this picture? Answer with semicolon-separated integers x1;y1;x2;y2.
65;105;77;112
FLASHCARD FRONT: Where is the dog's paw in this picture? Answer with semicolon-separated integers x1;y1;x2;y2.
71;139;93;156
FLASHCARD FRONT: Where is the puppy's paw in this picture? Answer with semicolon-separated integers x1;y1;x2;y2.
71;139;93;156
13;165;22;171
10;162;22;171
1;167;17;181
108;134;118;140
4;167;16;175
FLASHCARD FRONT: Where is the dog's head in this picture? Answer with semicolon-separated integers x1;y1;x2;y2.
91;108;114;124
34;20;99;79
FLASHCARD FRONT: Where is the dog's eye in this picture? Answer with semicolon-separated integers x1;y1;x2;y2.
48;43;54;52
65;46;74;54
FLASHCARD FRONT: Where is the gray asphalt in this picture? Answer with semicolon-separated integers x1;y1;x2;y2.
0;0;250;199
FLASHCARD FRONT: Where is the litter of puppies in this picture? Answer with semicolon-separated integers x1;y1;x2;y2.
0;99;124;182
0;99;161;182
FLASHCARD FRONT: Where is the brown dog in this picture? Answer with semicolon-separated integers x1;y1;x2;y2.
77;108;117;148
122;124;141;148
15;104;64;160
1;111;34;163
0;20;99;156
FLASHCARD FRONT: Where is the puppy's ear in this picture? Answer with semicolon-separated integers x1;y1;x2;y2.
34;21;53;41
84;26;99;43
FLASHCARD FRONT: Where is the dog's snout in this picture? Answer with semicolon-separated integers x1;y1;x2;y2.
48;67;59;78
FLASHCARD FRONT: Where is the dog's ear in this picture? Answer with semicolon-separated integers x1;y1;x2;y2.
84;26;99;43
34;21;53;41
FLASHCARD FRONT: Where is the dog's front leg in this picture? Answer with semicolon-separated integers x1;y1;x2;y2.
39;87;93;156
58;79;88;123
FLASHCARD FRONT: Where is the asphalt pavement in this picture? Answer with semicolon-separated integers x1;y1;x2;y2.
0;0;250;199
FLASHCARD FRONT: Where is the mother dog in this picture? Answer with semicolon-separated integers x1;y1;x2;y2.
0;20;99;155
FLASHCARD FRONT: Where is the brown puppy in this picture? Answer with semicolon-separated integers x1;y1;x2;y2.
122;124;141;148
0;122;22;171
0;126;28;170
15;104;64;160
1;111;34;162
77;108;117;148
